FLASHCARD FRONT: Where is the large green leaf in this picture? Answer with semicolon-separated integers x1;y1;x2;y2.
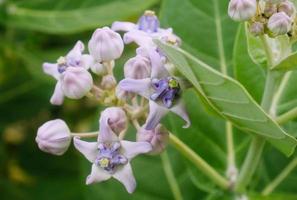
233;24;265;103
156;40;297;156
5;0;158;34
272;52;297;71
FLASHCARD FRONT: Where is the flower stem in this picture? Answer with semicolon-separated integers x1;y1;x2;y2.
71;132;98;138
169;134;229;190
262;157;297;195
276;106;297;125
161;151;184;200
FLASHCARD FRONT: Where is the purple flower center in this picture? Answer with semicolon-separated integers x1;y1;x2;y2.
95;142;127;173
137;10;160;33
150;77;180;108
57;56;81;73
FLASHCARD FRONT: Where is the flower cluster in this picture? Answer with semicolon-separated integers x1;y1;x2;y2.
36;10;190;193
228;0;297;37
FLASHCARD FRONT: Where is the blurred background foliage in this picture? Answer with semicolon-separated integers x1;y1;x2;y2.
0;0;296;199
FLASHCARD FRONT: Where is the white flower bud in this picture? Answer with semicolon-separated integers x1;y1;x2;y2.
88;27;124;62
249;21;264;36
90;61;107;76
124;55;151;79
36;119;71;155
137;125;169;155
264;2;277;17
61;67;93;99
268;12;292;35
278;0;296;17
100;107;127;134
101;75;117;90
228;0;257;21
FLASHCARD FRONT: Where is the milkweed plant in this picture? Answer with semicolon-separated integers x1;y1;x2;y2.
35;0;297;199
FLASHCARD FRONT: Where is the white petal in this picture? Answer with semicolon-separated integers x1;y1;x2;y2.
111;21;136;32
99;112;119;143
67;40;84;58
73;137;98;163
81;54;94;70
119;78;152;99
43;63;59;80
112;163;136;194
145;101;169;130
120;140;152;160
170;101;191;128
50;81;64;105
149;49;169;79
86;164;111;185
123;30;154;47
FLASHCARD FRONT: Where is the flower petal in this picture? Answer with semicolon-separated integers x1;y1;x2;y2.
43;63;59;79
81;54;94;70
50;81;64;105
119;78;152;99
170;101;191;128
73;137;98;163
149;49;169;79
99;112;119;143
145;101;169;130
86;164;111;185
67;40;84;58
120;140;152;160
112;163;136;194
111;21;136;32
123;30;154;47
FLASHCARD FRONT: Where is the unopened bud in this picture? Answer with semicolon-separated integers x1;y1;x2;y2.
36;119;71;155
264;2;277;17
124;55;151;79
88;27;124;62
268;12;292;35
249;21;264;36
100;107;127;134
101;75;117;90
90;62;107;76
61;67;93;99
137;125;169;155
228;0;257;21
278;0;296;17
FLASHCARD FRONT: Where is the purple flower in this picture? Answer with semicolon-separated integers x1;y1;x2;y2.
119;50;190;130
43;41;94;105
111;10;181;48
74;107;152;193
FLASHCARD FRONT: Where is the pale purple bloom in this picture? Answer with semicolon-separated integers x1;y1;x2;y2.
74;107;152;193
111;10;181;48
42;41;93;105
119;50;190;130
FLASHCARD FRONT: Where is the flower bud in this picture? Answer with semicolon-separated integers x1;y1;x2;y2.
264;2;277;17
61;67;93;99
249;21;264;36
228;0;257;21
36;119;71;155
268;12;292;35
124;55;151;79
137;125;169;155
90;62;107;76
278;0;296;17
88;27;124;62
101;75;117;90
100;107;127;134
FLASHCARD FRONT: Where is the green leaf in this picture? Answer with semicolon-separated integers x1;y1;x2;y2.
233;24;265;103
272;52;297;71
5;0;158;34
155;40;297;156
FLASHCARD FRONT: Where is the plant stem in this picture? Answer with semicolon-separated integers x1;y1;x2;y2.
169;134;229;189
262;157;297;195
235;35;277;192
276;106;297;125
161;151;184;200
71;132;98;138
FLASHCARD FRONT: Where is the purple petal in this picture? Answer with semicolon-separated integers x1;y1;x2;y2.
99;112;119;143
50;81;64;105
73;137;98;163
145;101;169;130
86;164;111;185
43;63;59;79
149;50;169;79
119;78;152;99
120;141;152;160
111;21;136;32
123;30;154;47
67;40;84;58
170;101;191;128
112;163;136;194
